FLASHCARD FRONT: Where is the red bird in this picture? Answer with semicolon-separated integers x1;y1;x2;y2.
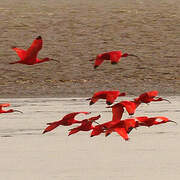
0;103;23;114
42;112;90;134
107;100;141;116
91;118;137;140
10;36;58;65
91;120;115;137
104;118;138;140
90;51;140;69
87;90;126;105
134;90;171;104
135;116;177;127
91;100;140;137
68;115;101;136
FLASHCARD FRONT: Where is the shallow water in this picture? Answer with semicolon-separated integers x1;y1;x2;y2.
0;96;179;180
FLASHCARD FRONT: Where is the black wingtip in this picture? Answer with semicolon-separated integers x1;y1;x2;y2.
111;62;117;65
89;101;94;105
106;101;112;105
36;36;42;40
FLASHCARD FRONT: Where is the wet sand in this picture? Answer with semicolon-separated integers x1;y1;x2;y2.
0;97;179;180
0;0;180;98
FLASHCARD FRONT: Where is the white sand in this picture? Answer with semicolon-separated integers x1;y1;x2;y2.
0;97;179;180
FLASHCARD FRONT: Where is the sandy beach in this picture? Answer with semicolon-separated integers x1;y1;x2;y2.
0;97;179;180
0;0;180;98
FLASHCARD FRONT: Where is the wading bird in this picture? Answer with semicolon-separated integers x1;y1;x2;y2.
68;115;101;136
10;36;58;65
134;90;171;104
87;90;126;105
42;112;90;134
89;51;140;69
0;103;23;114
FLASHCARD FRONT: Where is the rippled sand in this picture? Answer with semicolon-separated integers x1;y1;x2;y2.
0;97;179;180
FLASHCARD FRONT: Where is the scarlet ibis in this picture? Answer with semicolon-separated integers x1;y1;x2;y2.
68;115;101;136
87;90;126;105
104;118;138;140
10;36;58;65
135;116;177;127
90;121;114;137
107;100;141;116
89;51;140;69
0;103;23;114
90;118;137;140
134;90;171;104
42;112;90;134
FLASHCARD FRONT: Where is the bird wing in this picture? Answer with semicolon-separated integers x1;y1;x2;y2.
120;101;136;115
147;90;158;98
42;123;60;134
0;103;10;108
62;112;90;121
106;93;118;105
11;47;26;60
68;127;80;136
25;36;43;63
111;105;124;121
94;58;104;68
124;119;137;132
110;52;121;64
114;127;129;140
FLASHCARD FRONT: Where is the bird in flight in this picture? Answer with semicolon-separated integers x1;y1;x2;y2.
68;115;101;136
89;50;140;69
0;103;23;114
42;112;90;134
135;116;177;127
10;36;58;65
134;90;171;104
87;90;126;105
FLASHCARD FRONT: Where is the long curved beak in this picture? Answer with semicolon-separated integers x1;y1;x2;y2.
50;59;59;63
162;98;171;103
14;110;23;113
156;97;171;103
128;54;141;60
169;120;178;125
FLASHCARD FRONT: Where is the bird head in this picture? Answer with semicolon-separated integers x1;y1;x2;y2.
122;53;140;60
155;97;171;103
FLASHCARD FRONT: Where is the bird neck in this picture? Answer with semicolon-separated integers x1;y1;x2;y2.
37;58;50;63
